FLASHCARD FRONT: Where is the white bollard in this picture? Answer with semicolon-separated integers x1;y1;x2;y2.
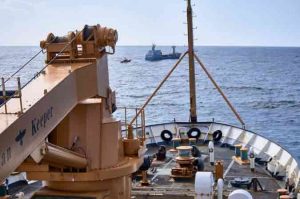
228;189;253;199
217;178;224;199
208;141;214;166
249;147;255;172
274;161;279;176
195;172;214;199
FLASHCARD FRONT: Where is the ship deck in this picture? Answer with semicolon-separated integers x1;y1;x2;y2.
6;142;284;199
132;143;281;199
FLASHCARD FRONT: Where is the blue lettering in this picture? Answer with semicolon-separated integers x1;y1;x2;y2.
32;118;37;135
15;129;26;146
0;146;12;167
31;107;54;136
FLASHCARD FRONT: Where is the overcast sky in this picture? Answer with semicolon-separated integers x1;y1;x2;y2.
0;0;299;46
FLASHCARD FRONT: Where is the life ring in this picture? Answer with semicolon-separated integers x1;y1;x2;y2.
187;127;201;139
213;130;222;142
160;130;173;142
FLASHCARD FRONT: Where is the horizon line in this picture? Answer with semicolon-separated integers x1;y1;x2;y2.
0;44;300;48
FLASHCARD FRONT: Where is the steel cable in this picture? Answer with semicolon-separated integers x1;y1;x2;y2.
0;30;83;109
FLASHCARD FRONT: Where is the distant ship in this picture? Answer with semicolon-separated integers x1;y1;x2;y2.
145;44;181;61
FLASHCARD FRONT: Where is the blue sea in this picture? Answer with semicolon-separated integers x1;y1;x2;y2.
0;46;299;160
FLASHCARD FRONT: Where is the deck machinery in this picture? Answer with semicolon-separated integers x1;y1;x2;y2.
0;24;145;199
171;146;197;178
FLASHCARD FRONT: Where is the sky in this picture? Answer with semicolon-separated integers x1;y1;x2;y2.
0;0;299;46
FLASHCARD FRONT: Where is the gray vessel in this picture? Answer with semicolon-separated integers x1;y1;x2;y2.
145;45;181;61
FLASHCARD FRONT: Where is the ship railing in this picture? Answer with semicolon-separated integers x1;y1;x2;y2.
0;77;23;114
0;48;45;113
118;106;146;141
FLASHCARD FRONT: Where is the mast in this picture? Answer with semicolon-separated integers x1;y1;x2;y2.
128;0;246;133
186;0;197;122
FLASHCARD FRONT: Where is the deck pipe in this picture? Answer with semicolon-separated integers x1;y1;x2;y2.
274;161;280;176
215;161;224;180
44;143;88;168
208;141;214;166
217;178;224;199
249;147;255;172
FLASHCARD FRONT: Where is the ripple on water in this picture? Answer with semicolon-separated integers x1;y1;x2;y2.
0;46;299;161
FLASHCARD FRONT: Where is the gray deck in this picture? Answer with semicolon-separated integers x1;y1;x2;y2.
8;143;281;199
132;144;280;199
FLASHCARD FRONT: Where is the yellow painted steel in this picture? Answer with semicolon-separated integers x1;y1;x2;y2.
43;143;88;169
0;24;143;199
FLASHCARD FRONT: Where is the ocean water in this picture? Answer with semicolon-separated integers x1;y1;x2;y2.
0;46;299;160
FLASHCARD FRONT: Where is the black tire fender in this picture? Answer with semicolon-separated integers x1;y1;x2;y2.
160;130;173;142
187;127;201;139
213;130;222;142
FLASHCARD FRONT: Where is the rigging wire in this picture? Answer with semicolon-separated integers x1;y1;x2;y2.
0;30;83;109
22;29;83;89
0;38;55;88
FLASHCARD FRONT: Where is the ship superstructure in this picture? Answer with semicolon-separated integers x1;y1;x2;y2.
145;45;181;61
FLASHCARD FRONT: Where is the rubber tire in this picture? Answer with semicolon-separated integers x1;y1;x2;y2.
187;127;201;139
213;130;222;142
160;130;173;142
